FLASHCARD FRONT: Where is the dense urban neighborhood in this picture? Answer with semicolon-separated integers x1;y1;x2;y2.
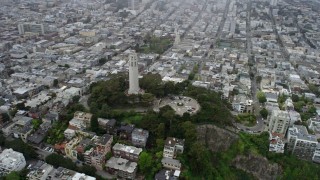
1;0;320;179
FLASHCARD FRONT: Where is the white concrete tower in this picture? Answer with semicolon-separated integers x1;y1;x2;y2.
174;25;181;46
128;52;141;95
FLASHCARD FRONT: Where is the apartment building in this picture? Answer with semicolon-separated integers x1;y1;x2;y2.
163;137;185;159
112;143;142;162
18;23;45;35
131;128;149;147
268;110;290;135
0;149;26;176
106;157;137;180
287;125;318;160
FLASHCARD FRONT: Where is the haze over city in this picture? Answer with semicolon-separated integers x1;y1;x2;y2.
0;0;320;179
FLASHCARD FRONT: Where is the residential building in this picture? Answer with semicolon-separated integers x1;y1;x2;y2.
97;118;116;134
0;149;26;176
163;137;185;159
68;111;92;130
106;157;137;179
18;23;45;35
287;125;318;160
232;94;253;113
313;144;320;164
155;169;180;180
27;161;54;180
112;143;142;162
308;117;320;134
118;124;135;140
131;128;149;147
269;133;285;153
161;157;182;170
268;110;290;135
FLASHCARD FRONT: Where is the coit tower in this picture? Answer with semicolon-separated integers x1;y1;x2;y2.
128;51;140;95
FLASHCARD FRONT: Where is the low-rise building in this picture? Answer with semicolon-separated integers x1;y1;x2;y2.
97;118;116;134
161;157;181;170
131;128;149;147
163;137;185;159
106;157;137;179
287;125;318;160
155;169;181;180
68;111;92;130
112;143;142;162
27;161;54;180
0;148;26;176
269;133;285;153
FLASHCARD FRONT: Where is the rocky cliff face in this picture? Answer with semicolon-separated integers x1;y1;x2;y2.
197;124;282;180
232;154;282;180
197;124;239;152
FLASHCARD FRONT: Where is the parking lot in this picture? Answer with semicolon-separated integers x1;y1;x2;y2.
156;96;200;116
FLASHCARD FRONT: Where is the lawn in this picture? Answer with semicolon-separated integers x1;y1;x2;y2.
236;113;257;127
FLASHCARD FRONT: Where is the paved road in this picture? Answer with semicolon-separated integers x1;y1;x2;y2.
233;0;265;133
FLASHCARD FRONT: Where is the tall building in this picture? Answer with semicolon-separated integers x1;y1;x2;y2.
0;149;26;176
174;25;180;46
268;110;290;135
128;52;141;95
18;23;45;35
287;125;318;160
128;0;140;10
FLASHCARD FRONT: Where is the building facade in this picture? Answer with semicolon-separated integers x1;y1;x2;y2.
163;137;185;159
18;23;45;35
268;110;290;135
0;149;26;176
112;143;142;162
287;125;318;160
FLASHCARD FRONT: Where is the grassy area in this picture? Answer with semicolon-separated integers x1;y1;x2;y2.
122;115;143;124
137;36;173;54
236;113;257;127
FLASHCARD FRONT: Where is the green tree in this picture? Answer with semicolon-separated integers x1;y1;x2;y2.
257;91;267;103
260;108;268;119
5;171;20;180
32;119;42;130
90;115;99;133
98;58;107;65
45;153;77;170
72;95;81;103
53;79;59;87
1;113;10;123
79;165;97;176
138;152;153;174
256;75;262;83
105;152;112;160
5;139;37;160
292;94;300;102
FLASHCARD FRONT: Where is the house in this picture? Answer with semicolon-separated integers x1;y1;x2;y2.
117;124;135;140
106;157;137;179
97;118;116;134
161;157;181;170
131;128;149;147
112;143;142;162
163;137;185;159
265;92;278;103
64;128;76;140
68;111;92;130
269;133;285;153
155;169;180;180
